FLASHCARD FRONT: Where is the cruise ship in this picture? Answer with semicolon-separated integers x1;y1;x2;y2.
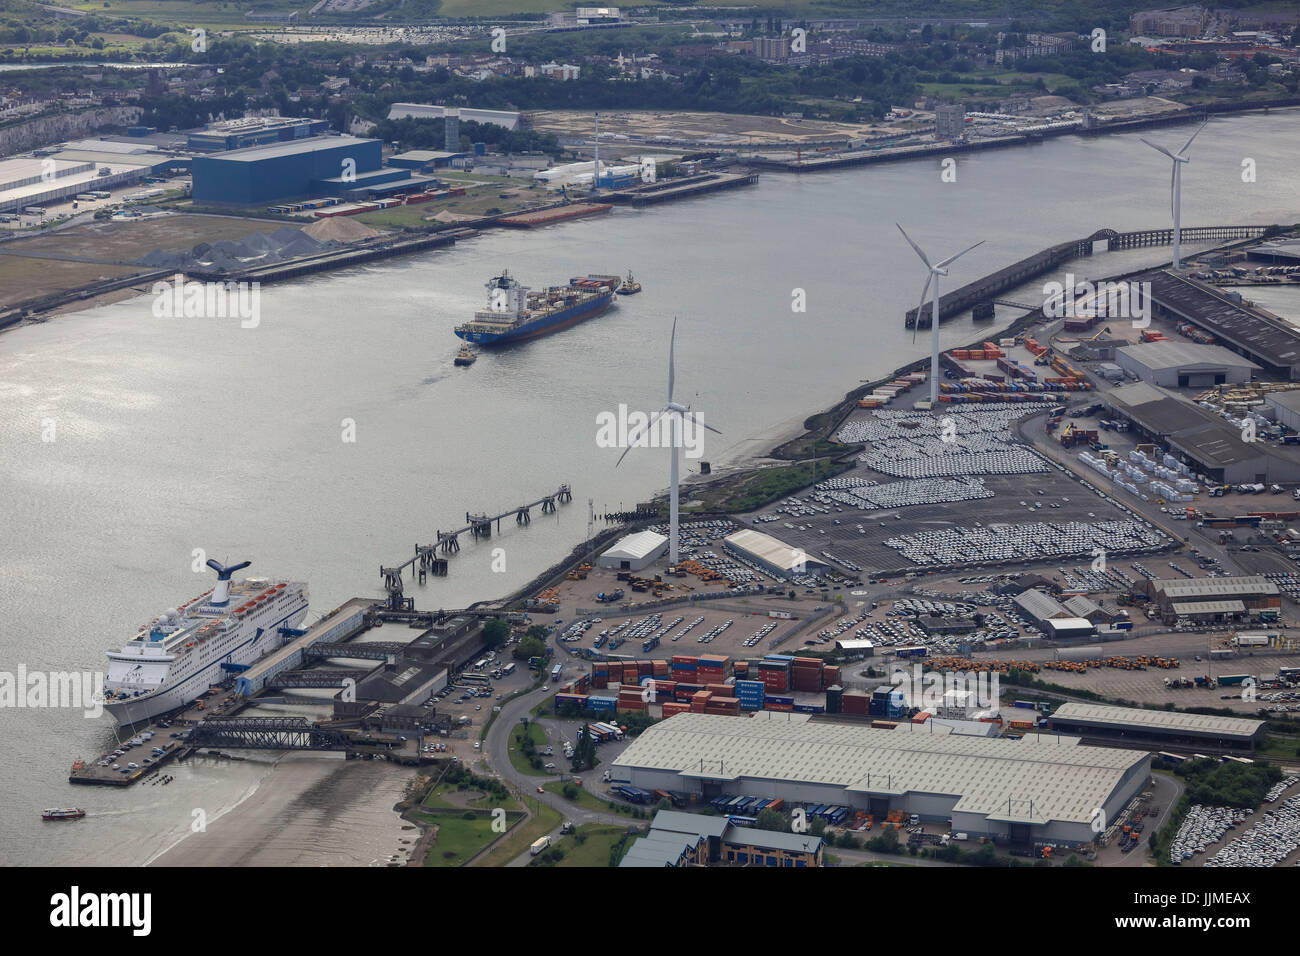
102;559;308;725
453;271;619;346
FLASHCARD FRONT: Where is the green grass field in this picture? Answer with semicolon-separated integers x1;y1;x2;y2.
418;810;510;867
471;796;562;867
543;779;615;813
545;824;630;867
507;721;551;776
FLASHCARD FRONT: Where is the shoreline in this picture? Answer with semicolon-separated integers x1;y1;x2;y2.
4;100;1295;334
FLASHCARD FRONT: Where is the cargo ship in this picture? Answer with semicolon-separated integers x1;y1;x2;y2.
453;272;619;346
101;558;309;725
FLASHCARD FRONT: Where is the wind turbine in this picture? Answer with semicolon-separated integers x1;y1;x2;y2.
616;318;721;567
897;224;984;407
1140;120;1206;271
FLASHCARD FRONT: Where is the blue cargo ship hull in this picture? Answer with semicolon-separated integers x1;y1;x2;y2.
454;292;615;346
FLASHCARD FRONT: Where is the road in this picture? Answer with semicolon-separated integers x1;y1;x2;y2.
480;670;632;867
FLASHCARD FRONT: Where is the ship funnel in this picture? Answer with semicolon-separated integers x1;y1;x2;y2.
207;558;252;606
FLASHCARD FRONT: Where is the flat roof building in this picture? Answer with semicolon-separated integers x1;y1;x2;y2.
598;530;668;571
611;711;1150;845
723;528;831;578
1048;702;1266;751
1265;390;1300;434
1115;341;1259;388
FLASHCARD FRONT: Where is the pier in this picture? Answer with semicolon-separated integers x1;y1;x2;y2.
380;482;573;610
602;171;759;207
904;225;1271;328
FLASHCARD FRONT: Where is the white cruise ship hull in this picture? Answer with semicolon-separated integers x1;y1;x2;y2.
104;596;307;726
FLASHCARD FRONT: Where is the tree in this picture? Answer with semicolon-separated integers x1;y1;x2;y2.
573;723;597;770
809;817;827;837
514;635;545;661
482;618;509;649
526;625;548;642
756;808;789;832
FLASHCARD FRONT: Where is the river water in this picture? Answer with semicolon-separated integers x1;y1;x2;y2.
2;110;1299;865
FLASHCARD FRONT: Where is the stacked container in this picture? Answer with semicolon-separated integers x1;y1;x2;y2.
735;679;766;711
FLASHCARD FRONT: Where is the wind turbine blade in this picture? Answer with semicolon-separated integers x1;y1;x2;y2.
1140;137;1177;161
935;239;985;270
1177;120;1207;157
896;223;931;269
680;410;721;435
667;317;676;404
616;408;668;467
912;270;933;345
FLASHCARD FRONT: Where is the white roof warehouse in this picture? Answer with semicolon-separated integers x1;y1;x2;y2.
610;712;1150;846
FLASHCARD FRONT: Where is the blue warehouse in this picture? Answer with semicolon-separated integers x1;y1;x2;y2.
192;136;427;205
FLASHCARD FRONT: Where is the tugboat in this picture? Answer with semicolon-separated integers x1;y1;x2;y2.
615;269;641;295
42;808;86;820
454;343;477;366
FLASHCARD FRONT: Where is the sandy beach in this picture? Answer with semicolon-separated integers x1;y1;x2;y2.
149;753;416;867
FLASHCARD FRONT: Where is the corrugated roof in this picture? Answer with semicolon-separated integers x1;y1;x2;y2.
614;712;1147;827
1014;589;1069;622
1170;600;1246;614
649;809;729;839
200;135;373;162
1152;575;1278;599
601;530;668;562
1117;340;1260;373
1063;595;1103;618
724;528;819;574
725;826;823;855
1051;702;1264;738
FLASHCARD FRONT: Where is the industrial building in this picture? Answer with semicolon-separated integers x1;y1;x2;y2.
1147;575;1281;624
1265;389;1300;433
386;103;523;131
187;117;331;152
192;136;436;205
611;712;1151;845
723;528;831;578
1104;381;1291;483
620;809;824;867
1013;588;1071;626
1047;703;1266;752
1115;341;1259;388
0;151;157;214
598;530;669;571
1144;269;1300;380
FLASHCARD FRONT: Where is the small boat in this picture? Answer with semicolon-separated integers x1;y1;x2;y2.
42;808;86;820
615;270;641;295
454;344;477;366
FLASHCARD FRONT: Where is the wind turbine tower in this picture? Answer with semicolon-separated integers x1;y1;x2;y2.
897;224;984;407
1140;121;1206;271
616;319;721;567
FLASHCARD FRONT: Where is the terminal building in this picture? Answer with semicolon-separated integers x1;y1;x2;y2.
1047;703;1266;753
723;528;831;579
1115;341;1259;388
611;711;1151;846
192;136;437;205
